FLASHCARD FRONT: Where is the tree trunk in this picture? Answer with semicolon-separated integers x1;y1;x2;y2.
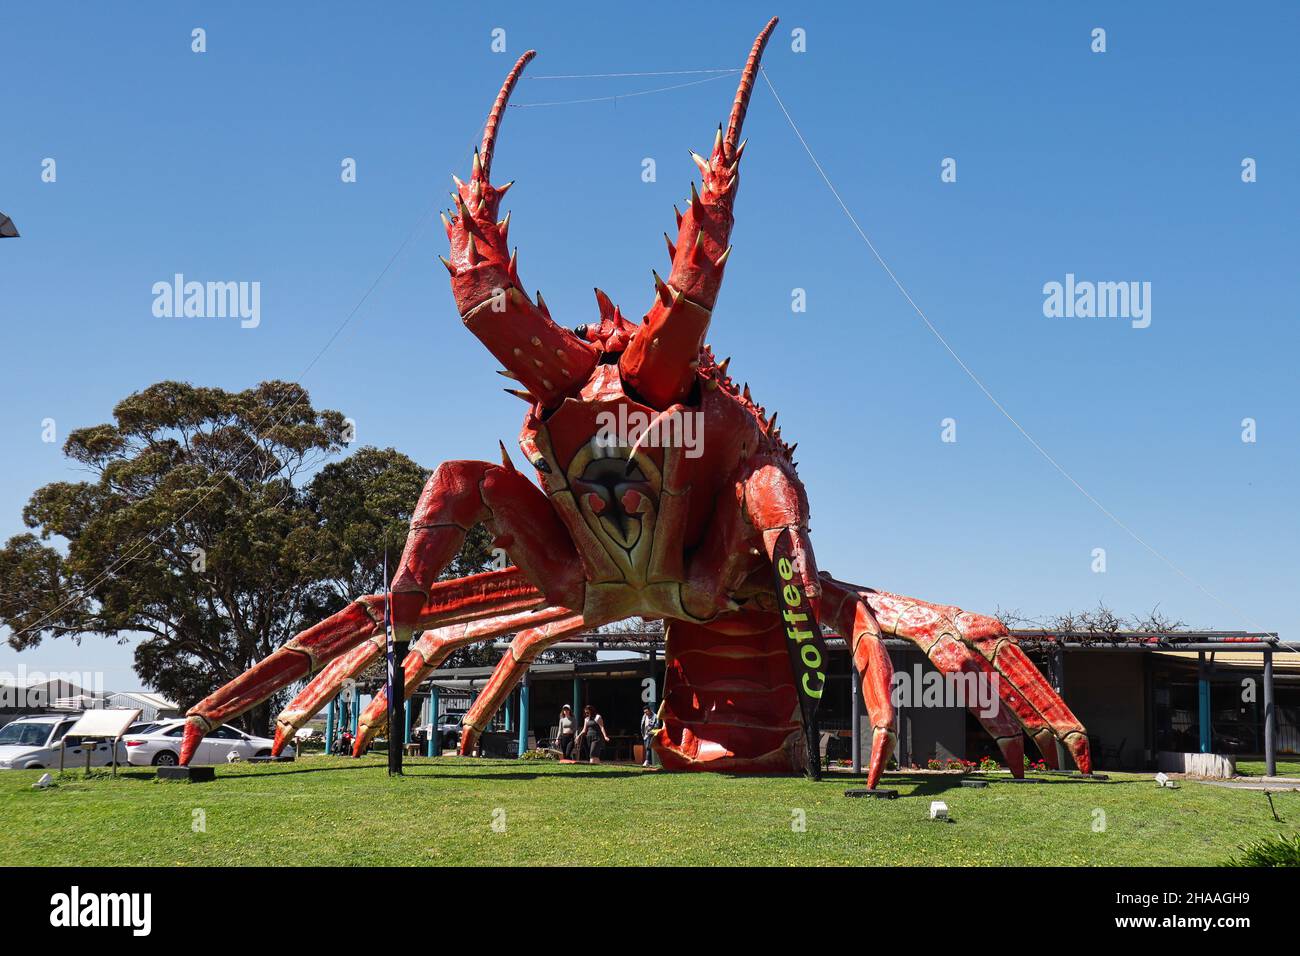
244;699;273;738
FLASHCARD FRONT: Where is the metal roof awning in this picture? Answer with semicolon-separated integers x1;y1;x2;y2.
1151;650;1300;673
421;658;656;692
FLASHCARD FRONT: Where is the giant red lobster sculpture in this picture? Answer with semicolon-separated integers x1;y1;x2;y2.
181;17;1091;786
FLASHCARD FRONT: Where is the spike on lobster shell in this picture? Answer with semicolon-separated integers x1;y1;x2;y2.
652;270;673;307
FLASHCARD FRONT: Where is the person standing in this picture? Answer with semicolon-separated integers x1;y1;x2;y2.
575;704;610;764
555;704;576;759
640;704;659;767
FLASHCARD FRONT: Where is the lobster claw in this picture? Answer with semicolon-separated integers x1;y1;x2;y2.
444;51;599;408
620;17;779;409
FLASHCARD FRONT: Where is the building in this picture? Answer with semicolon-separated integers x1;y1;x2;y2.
0;677;99;728
366;629;1295;773
0;679;178;727
99;692;180;722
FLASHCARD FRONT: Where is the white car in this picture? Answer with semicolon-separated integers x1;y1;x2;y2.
0;715;128;770
123;719;285;766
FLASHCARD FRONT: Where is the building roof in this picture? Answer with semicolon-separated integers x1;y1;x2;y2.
106;691;177;709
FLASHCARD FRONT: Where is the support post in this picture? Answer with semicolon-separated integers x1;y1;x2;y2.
404;696;413;745
325;696;336;755
1198;651;1212;754
573;676;582;716
896;653;909;768
1264;649;1276;776
1053;644;1067;769
505;688;514;733
648;646;659;705
387;639;408;776
518;671;530;757
352;695;360;736
647;645;659;767
427;688;440;756
850;669;862;774
384;544;404;776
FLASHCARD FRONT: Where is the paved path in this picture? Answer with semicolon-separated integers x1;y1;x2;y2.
1192;776;1300;791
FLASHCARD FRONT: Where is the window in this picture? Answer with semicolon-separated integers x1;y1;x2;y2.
0;721;53;747
49;721;76;744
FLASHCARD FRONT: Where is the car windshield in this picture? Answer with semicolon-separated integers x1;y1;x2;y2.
0;722;53;747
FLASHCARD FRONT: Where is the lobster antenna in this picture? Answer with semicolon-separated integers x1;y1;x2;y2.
480;49;537;180
723;16;778;160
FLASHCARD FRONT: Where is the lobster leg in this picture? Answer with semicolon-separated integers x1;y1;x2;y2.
828;578;1091;773
352;605;577;754
269;605;575;756
930;636;1028;775
270;633;387;756
739;454;823;611
821;579;895;789
179;457;583;764
458;613;589;756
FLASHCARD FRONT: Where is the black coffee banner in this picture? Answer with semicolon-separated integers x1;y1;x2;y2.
770;529;829;779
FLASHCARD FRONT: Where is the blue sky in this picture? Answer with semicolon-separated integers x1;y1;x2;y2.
1;2;1297;689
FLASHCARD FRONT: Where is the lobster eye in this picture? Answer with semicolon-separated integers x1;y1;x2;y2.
574;324;589;340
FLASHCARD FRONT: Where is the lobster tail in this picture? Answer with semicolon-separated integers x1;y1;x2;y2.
620;17;778;410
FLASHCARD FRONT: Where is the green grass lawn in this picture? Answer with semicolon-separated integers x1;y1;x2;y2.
2;756;1296;866
1236;758;1300;777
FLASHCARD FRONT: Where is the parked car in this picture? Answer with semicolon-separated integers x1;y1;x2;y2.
0;715;127;769
122;719;284;766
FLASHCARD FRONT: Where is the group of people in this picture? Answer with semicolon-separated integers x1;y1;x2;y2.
553;703;660;767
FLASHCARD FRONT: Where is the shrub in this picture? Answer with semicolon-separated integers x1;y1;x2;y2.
1225;833;1300;867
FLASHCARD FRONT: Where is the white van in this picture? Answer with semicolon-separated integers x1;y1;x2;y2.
0;715;127;769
